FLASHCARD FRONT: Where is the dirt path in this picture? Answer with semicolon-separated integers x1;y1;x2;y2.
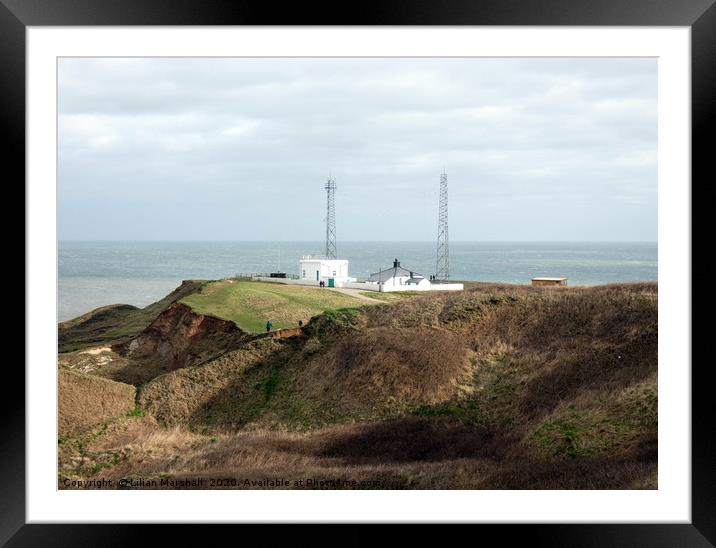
328;287;382;303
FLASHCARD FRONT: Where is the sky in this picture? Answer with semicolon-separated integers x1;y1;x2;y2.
58;57;657;242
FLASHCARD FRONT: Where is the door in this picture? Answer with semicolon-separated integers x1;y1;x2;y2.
328;278;335;288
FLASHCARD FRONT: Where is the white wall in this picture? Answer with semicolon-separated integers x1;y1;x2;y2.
381;281;463;292
427;283;464;291
299;260;322;281
299;259;350;282
380;275;430;290
253;276;463;293
254;276;321;286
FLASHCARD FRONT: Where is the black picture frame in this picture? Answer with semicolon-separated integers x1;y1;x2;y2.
6;0;712;544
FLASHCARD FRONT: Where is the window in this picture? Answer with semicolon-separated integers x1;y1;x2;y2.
302;269;306;278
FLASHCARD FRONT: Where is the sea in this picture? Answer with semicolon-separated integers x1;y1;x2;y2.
58;241;657;322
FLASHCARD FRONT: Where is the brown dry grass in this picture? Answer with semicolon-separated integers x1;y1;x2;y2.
295;327;472;417
138;283;656;432
59;415;655;490
138;337;283;427
58;370;136;438
136;325;473;430
60;282;658;489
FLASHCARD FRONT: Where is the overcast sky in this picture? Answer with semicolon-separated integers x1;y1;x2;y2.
58;58;657;242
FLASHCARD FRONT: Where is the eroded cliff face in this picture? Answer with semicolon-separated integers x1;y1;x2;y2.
119;303;247;371
58;280;208;353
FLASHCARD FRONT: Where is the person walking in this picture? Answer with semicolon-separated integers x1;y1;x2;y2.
266;320;273;333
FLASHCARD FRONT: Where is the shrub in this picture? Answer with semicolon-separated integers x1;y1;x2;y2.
304;308;364;339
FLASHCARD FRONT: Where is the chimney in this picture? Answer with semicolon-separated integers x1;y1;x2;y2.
393;258;400;268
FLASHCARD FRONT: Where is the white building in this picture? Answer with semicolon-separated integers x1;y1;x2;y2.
253;256;462;293
299;255;353;286
367;258;463;293
367;259;431;291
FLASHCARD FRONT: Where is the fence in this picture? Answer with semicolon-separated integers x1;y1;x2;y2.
233;272;301;280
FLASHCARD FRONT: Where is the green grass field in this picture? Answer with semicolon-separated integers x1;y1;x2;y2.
180;280;366;333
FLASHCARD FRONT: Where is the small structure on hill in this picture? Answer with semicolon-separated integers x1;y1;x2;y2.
369;259;431;290
299;255;353;287
532;277;568;287
367;258;463;293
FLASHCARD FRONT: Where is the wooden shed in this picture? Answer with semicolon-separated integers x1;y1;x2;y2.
532;277;568;287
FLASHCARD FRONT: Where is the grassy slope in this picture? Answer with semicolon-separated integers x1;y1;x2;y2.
60;282;658;489
179;280;366;333
58;280;207;353
59;370;136;438
142;283;657;451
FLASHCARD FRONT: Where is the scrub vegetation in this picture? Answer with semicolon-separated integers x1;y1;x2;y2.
58;281;658;490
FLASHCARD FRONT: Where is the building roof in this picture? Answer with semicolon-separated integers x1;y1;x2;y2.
369;259;424;283
300;256;348;264
532;277;568;281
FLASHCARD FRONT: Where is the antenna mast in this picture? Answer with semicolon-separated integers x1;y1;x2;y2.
436;171;449;280
325;175;337;259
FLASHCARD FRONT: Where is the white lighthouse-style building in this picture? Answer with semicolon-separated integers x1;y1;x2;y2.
368;259;430;291
252;174;462;293
298;255;353;287
366;258;462;292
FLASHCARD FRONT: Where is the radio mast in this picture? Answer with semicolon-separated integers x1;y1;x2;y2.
435;171;449;280
325;175;337;259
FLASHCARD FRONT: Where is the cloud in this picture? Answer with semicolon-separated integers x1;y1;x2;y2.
58;57;657;242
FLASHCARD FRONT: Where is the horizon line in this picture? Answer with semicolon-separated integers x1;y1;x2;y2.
58;239;658;244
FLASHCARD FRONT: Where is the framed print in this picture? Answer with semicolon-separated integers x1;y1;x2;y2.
7;0;714;544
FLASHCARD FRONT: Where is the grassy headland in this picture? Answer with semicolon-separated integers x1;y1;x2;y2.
179;279;366;332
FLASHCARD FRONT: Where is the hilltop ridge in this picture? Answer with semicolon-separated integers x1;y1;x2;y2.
58;280;658;490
